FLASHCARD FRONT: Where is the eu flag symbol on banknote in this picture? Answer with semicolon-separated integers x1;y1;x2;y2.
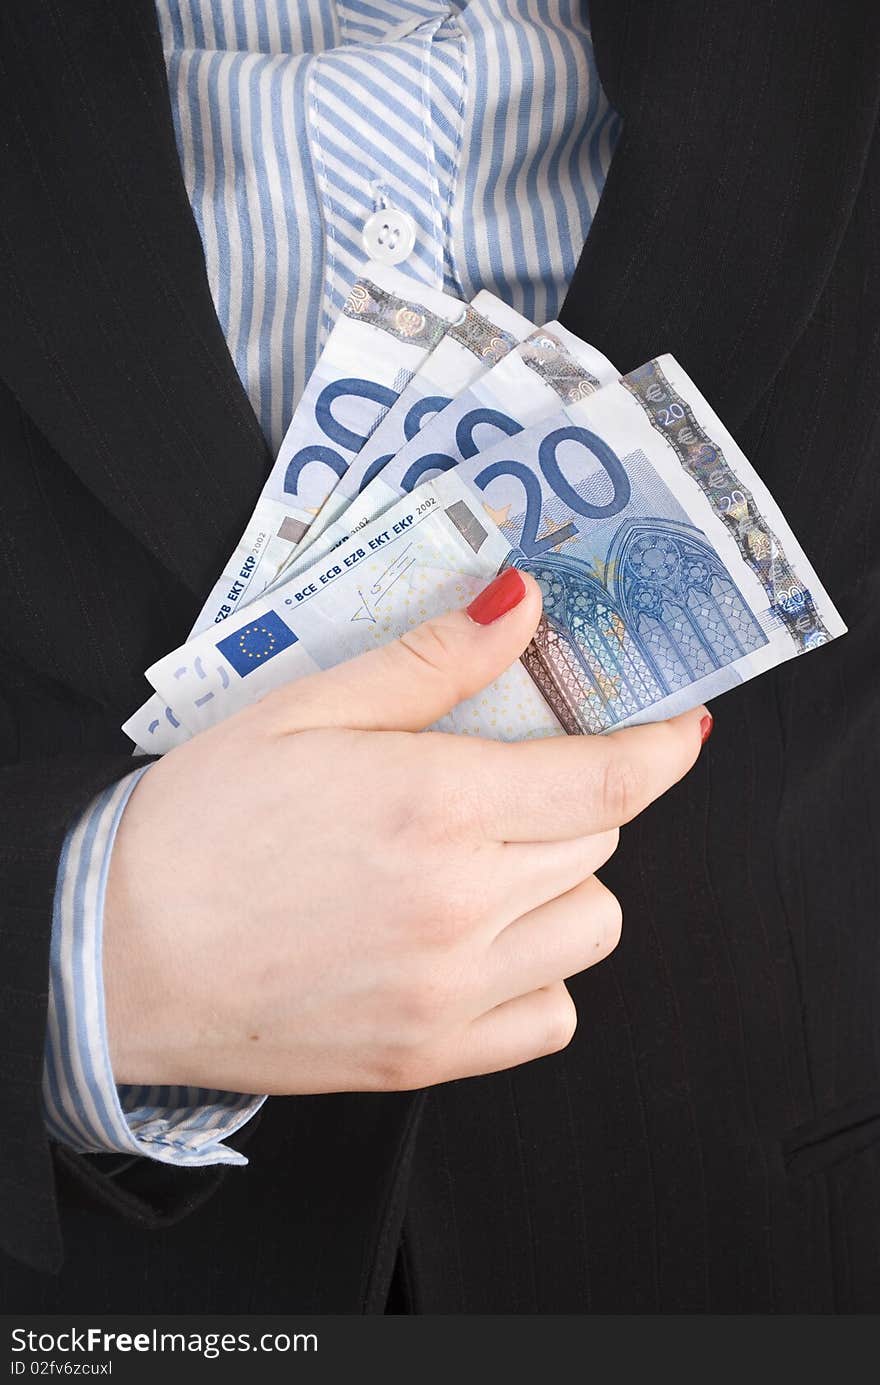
125;262;847;754
216;611;298;677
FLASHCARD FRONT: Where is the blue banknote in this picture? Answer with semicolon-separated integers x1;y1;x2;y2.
141;356;845;741
260;323;619;596
446;355;844;730
123;262;466;752
288;291;533;563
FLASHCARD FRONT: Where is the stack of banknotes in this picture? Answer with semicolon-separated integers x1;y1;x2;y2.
124;260;846;752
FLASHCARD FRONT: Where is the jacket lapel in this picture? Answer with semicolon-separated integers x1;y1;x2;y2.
0;0;271;598
564;0;880;433
4;1;878;598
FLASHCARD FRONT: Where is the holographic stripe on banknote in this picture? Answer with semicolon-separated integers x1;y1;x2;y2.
624;359;831;652
344;277;453;353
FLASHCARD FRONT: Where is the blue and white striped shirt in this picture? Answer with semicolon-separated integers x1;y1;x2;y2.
43;0;619;1164
156;0;619;450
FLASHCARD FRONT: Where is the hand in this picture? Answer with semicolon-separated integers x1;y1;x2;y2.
104;569;708;1095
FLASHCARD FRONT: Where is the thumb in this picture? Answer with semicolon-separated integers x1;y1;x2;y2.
275;567;543;734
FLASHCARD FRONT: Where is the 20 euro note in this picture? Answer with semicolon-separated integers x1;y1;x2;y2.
139;354;845;744
268;323;620;589
141;473;563;744
122;263;467;754
124;308;608;754
282;291;534;569
443;352;846;731
201;262;467;620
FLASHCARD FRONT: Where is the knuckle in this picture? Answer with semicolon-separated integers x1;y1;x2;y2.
541;994;578;1055
397;619;461;680
366;1050;416;1092
592;826;620;870
368;1041;445;1093
602;888;624;949
597;757;642;824
584;880;622;960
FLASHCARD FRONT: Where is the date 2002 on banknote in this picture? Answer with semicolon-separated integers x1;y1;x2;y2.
139;355;845;746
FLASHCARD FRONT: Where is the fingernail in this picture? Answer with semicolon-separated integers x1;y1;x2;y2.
466;568;527;625
700;713;714;745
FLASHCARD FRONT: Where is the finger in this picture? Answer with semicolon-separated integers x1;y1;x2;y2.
484;876;622;1008
452;705;710;841
450;982;577;1080
268;568;543;734
492;829;620;922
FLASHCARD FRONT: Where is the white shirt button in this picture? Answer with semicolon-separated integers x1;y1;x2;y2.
362;208;417;265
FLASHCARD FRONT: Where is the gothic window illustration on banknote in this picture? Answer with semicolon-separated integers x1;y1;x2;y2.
520;519;766;735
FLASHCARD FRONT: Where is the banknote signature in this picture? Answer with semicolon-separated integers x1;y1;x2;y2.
351;546;417;623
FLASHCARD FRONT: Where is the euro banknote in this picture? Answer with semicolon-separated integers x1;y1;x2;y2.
269;322;619;585
145;471;562;742
444;353;846;729
202;262;466;619
260;266;466;562
142;355;844;742
287;291;534;565
123;308;609;753
122;264;467;753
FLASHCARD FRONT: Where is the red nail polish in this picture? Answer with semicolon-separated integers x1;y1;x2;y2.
700;713;714;744
466;568;527;625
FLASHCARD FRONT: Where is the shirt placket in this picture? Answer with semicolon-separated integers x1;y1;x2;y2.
307;2;462;342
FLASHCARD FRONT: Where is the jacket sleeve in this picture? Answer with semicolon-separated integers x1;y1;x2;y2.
0;751;146;1271
0;343;275;1274
0;743;268;1275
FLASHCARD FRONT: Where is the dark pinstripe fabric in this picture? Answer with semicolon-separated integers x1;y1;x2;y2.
2;0;880;1311
401;5;880;1311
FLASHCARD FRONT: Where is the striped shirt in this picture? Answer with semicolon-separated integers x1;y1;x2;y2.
43;0;619;1163
154;0;619;450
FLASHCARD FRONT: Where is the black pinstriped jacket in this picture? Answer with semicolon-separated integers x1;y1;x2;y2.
2;0;880;1312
